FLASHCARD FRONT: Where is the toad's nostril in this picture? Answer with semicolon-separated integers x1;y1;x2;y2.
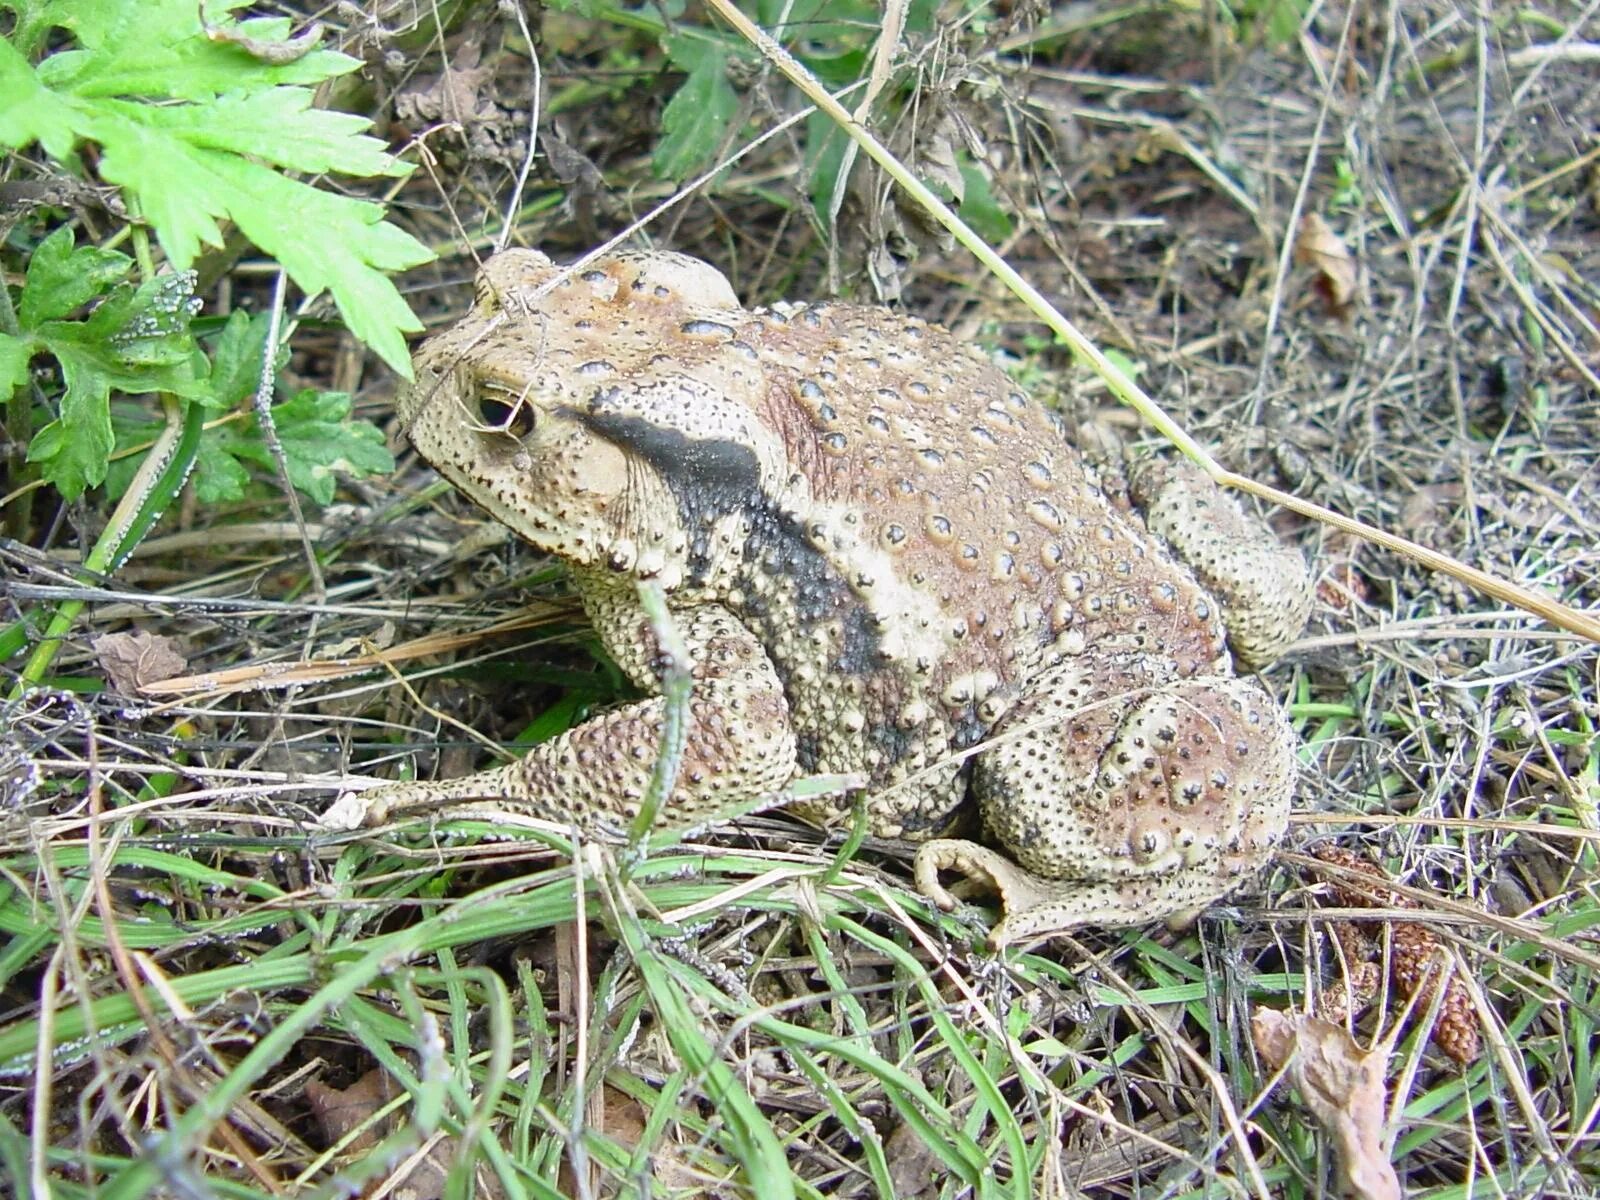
478;391;536;438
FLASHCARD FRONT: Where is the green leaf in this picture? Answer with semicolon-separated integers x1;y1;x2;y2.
957;160;1012;244
7;0;196;52
84;107;224;266
207;310;271;410
81;270;203;370
272;390;395;505
17;226;131;327
23;267;208;498
26;344;113;498
653;36;739;180
30;1;358;100
1261;0;1304;44
1;0;432;376
0;333;33;401
0;36;80;159
1100;347;1145;385
88;107;429;373
216;389;394;506
759;0;875;39
190;428;252;504
805;109;851;218
136;88;406;178
211;159;429;373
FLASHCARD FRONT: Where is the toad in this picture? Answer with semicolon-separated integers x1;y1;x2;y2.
349;249;1311;946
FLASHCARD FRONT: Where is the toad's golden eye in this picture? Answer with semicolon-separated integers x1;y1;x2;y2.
477;390;536;438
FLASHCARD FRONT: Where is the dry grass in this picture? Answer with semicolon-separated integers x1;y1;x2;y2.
4;1;1599;1197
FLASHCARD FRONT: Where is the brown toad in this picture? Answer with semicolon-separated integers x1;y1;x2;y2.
353;249;1311;946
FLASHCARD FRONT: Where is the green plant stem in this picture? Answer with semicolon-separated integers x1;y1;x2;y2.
627;582;690;853
0;263;33;544
9;395;203;695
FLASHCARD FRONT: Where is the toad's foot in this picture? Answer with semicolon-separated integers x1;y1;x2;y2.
914;840;1214;948
323;762;613;834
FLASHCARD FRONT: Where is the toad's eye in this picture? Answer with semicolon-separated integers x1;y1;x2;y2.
477;391;536;438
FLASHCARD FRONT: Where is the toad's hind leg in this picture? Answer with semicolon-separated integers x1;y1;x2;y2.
915;658;1293;947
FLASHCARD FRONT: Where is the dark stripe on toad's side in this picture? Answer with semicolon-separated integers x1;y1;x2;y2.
564;394;887;727
567;401;765;524
562;399;766;585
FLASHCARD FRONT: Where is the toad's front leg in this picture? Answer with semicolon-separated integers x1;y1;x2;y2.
347;604;799;837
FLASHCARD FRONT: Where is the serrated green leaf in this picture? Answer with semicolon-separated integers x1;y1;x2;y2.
24;269;209;497
0;332;34;400
29;0;357;100
8;0;209;50
136;88;406;178
191;429;252;504
81;271;202;369
0;36;81;159
36;319;208;400
213;160;429;375
653;37;738;180
87;107;227;266
4;0;431;377
86;108;429;374
219;389;394;505
17;227;130;328
280;421;394;505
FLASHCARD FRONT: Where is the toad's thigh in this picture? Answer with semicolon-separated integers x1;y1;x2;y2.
974;659;1293;885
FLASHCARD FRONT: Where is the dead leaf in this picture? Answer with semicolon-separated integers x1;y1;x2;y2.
200;15;323;65
305;1068;393;1154
306;1068;500;1200
1253;1010;1401;1200
885;1118;944;1198
1294;213;1359;315
915;118;965;205
93;630;187;694
396;35;500;130
397;61;497;128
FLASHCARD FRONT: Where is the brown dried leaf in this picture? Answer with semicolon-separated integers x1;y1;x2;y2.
1294;213;1359;315
93;630;187;694
200;16;324;65
1253;1010;1402;1200
915;120;965;205
885;1118;944;1198
305;1069;494;1200
305;1068;394;1153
